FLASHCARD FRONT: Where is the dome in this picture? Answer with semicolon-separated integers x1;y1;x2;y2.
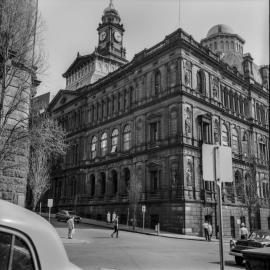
207;24;235;38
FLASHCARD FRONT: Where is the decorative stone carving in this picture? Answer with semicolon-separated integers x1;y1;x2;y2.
212;77;219;99
184;60;192;87
213;118;220;144
186;158;193;186
184;105;192;137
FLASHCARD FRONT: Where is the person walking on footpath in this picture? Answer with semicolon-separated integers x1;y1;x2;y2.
67;216;75;239
208;222;213;241
203;220;209;241
107;211;111;224
240;223;249;239
112;211;116;222
111;215;119;238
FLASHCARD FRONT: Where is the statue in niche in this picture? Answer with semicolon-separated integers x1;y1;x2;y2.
186;159;193;186
212;77;219;98
184;106;192;136
213;119;220;144
184;61;192;87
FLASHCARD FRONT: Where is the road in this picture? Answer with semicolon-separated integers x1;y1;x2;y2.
52;220;244;270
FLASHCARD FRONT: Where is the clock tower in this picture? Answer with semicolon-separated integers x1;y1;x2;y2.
97;0;127;63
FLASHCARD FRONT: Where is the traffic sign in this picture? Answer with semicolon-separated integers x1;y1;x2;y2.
142;205;146;212
47;199;53;208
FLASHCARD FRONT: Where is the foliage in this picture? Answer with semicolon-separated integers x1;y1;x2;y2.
128;169;142;230
28;114;67;210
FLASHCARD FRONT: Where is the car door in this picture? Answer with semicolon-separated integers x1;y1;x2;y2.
0;227;40;270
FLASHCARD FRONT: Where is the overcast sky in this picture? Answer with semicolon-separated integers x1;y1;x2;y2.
37;0;269;98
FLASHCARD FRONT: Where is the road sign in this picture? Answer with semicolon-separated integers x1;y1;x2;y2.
142;205;146;212
47;199;53;208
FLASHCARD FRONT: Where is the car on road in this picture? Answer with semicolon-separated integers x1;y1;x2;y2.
55;210;81;223
229;231;270;265
0;199;82;270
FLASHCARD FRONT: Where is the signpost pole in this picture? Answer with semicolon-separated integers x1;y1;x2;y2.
49;207;51;223
214;146;224;270
143;211;145;230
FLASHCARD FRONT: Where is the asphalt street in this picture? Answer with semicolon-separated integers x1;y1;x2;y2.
52;219;245;270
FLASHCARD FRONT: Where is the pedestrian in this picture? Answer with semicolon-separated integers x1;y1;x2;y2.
111;215;119;238
203;220;209;241
208;223;213;241
112;211;116;222
240;223;248;239
107;211;111;224
67;216;75;239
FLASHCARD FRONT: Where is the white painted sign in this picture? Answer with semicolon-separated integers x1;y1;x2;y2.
142;205;146;213
47;199;53;208
236;219;241;225
202;144;233;182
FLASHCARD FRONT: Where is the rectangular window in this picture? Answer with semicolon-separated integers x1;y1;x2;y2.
150;170;159;192
268;217;270;230
150;122;158;143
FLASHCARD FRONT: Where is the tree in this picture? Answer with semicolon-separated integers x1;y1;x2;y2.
0;0;42;200
28;114;67;211
128;169;142;230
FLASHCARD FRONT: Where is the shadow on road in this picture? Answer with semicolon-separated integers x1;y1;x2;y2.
209;260;245;268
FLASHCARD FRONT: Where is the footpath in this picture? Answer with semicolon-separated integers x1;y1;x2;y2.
80;217;230;243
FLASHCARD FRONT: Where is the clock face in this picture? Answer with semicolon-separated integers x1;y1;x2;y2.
114;31;122;43
100;31;106;41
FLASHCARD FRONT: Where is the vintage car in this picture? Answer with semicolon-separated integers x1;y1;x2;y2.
0;199;81;270
229;231;270;265
55;210;81;223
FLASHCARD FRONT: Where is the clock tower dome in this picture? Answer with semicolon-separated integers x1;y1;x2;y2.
97;0;127;63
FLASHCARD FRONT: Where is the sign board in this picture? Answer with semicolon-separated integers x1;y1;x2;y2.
236;219;241;225
47;199;53;208
202;144;233;182
142;205;146;213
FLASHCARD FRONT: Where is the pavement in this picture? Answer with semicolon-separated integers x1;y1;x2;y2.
79;217;231;243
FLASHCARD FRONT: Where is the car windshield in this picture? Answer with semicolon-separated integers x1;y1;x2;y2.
248;231;270;240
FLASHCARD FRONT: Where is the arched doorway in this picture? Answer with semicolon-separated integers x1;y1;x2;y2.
90;174;95;197
123;168;130;194
111;170;118;195
100;172;106;196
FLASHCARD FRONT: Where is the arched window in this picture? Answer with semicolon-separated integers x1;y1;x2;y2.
111;129;119;153
221;124;229;146
91;136;97;159
234;94;239;113
235;171;243;199
123;124;131;151
232;127;239;154
260;105;265;124
229;91;234;110
224;87;228;107
196;70;206;94
221;41;224;50
154;70;161;95
231;41;234;50
100;172;106;196
101;132;108;156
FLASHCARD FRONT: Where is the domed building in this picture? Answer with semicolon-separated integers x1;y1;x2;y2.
201;24;268;87
49;3;269;238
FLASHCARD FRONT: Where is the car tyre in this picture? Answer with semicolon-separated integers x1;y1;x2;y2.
235;256;243;265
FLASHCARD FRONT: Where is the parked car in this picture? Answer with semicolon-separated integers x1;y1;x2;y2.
0;199;81;270
55;210;81;223
229;231;270;265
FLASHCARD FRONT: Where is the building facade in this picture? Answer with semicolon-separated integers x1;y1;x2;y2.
49;3;269;237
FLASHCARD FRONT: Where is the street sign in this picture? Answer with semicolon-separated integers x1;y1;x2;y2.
237;219;241;225
202;144;233;182
47;199;53;208
142;205;146;212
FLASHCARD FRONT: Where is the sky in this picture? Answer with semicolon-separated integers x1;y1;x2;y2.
37;0;269;98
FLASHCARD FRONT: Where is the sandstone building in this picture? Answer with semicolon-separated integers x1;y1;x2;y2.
49;2;269;236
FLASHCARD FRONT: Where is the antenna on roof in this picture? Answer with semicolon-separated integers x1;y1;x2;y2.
178;0;181;28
